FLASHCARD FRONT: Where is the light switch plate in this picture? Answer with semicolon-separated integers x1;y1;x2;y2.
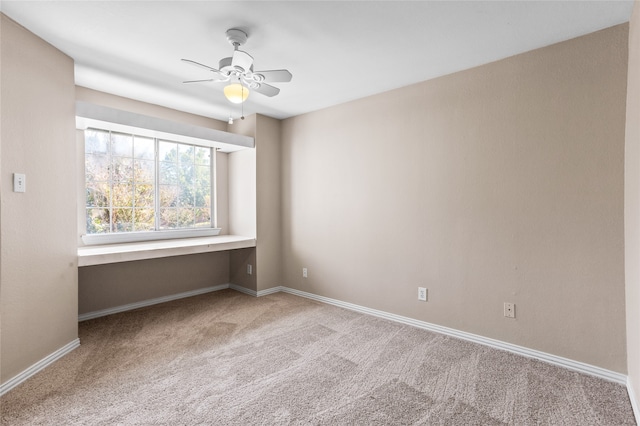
13;173;26;193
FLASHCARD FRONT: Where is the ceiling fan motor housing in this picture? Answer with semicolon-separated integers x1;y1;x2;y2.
226;28;248;47
218;56;253;74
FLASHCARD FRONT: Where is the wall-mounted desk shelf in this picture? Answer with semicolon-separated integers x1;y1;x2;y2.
78;235;256;266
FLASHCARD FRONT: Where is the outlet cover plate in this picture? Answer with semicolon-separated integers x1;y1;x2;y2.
504;302;515;318
418;287;427;301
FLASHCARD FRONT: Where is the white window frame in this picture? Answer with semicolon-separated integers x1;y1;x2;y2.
81;129;220;246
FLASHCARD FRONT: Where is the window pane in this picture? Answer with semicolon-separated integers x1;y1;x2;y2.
195;147;210;166
179;144;194;164
179;163;194;188
159;185;178;207
112;157;134;183
86;182;110;207
133;208;155;231
195;165;210;207
111;184;133;208
134;183;154;207
178;208;195;228
178;187;194;207
195;207;211;227
112;208;133;232
159;141;177;162
134;136;154;160
85;129;109;154
85;154;110;183
86;208;111;233
159;208;177;229
134;159;154;183
159;161;178;184
111;133;133;157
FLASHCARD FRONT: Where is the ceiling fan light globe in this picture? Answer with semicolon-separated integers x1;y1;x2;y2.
224;83;250;104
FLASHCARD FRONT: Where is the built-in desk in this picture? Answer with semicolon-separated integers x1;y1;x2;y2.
77;235;256;266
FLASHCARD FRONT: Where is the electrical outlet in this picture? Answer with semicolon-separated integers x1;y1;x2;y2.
302;268;308;278
246;264;252;275
418;287;427;301
504;302;515;318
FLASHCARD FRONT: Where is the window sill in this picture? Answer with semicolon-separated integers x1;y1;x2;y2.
81;228;222;246
77;235;256;267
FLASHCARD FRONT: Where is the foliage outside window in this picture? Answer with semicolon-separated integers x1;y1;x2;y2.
85;129;213;235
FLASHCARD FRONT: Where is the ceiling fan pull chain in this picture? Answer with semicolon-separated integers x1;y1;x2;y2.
241;85;245;120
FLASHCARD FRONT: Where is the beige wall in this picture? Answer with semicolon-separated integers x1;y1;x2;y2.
225;114;282;292
227;115;257;239
76;86;228;131
625;0;640;414
78;252;230;314
0;15;78;382
226;116;258;287
255;115;282;291
281;24;628;372
216;151;229;234
229;248;257;291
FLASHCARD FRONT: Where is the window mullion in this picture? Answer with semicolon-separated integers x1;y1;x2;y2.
212;148;217;229
154;138;160;231
109;131;114;233
131;133;136;232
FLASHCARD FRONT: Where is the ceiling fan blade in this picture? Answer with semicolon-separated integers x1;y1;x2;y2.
253;82;280;97
253;69;293;83
183;79;216;84
181;59;227;80
232;50;254;72
181;58;220;72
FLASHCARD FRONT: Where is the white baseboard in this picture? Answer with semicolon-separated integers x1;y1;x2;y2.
0;338;80;397
628;377;640;424
229;283;257;297
269;286;627;385
257;286;283;297
228;284;282;297
78;284;230;321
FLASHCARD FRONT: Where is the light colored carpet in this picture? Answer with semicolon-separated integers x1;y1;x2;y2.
1;289;635;425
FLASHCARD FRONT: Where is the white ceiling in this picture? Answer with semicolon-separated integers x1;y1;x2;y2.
0;1;634;122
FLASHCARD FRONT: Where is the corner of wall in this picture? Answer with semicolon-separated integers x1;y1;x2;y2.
625;0;640;419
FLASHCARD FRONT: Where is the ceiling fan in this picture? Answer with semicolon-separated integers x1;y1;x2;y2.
182;28;292;103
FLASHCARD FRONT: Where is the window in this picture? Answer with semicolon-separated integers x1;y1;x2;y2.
83;128;217;244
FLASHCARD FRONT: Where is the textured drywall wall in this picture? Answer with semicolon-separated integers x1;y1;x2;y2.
1;14;78;383
75;86;228;131
226;114;281;292
78;252;230;315
281;24;628;372
625;0;640;415
227;115;257;239
255;115;282;292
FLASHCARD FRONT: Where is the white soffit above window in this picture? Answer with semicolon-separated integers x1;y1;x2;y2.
75;101;254;153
